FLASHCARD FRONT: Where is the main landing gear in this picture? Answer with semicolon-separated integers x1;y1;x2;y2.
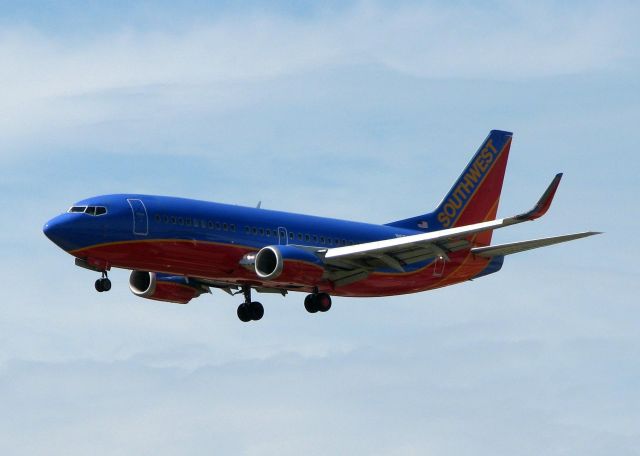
235;286;332;321
304;291;332;314
237;286;264;323
94;271;112;292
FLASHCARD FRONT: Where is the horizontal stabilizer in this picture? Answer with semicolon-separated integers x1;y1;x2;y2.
470;231;601;257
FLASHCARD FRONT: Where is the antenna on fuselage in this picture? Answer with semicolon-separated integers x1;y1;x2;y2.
256;201;262;209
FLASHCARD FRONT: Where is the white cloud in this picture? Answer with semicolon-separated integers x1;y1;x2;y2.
2;325;639;456
0;1;636;153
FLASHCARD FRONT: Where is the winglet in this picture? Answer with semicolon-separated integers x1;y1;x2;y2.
515;173;563;221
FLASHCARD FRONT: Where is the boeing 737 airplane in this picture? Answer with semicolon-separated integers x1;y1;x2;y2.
43;130;599;322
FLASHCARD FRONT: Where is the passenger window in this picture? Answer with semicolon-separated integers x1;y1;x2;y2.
266;229;271;237
155;214;161;222
163;215;169;223
230;224;236;232
320;237;325;244
245;226;250;234
305;234;310;241
312;235;318;243
178;217;184;225
252;227;257;235
193;219;199;228
186;217;192;226
298;233;303;240
171;216;177;224
223;223;228;231
259;228;264;236
289;232;294;240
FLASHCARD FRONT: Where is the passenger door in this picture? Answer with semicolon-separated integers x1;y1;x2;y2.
278;227;288;245
127;198;149;236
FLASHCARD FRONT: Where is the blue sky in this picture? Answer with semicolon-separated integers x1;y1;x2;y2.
1;1;639;454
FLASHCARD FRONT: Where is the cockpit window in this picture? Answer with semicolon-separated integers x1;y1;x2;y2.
67;205;108;216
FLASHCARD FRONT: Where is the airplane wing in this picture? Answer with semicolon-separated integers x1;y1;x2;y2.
320;174;595;286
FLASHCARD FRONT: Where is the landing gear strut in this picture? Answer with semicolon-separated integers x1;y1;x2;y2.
304;291;332;314
237;286;264;322
95;271;112;292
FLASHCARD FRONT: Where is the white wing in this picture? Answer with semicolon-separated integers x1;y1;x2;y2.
320;174;599;286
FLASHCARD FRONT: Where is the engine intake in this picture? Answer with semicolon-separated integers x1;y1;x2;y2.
255;246;283;280
129;270;156;297
253;245;324;283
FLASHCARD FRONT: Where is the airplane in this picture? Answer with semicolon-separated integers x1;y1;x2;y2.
43;130;600;322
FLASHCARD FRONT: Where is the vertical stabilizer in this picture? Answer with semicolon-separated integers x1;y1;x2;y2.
387;130;512;245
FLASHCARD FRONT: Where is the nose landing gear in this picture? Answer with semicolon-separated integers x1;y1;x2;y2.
95;271;112;292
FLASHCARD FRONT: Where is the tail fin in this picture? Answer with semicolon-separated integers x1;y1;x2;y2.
387;130;512;245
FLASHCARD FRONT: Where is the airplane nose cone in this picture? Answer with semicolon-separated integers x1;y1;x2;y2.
43;214;76;251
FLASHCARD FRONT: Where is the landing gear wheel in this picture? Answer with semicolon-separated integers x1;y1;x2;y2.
250;302;264;321
237;303;252;322
237;286;265;322
101;278;112;291
316;293;332;312
304;294;319;313
95;277;112;292
95;270;111;293
304;292;332;314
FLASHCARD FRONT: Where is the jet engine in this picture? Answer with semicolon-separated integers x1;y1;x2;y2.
252;245;324;283
129;271;207;304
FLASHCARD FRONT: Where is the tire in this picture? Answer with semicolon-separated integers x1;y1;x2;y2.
250;302;264;321
304;294;318;313
317;293;332;312
237;304;252;322
95;279;104;292
101;278;112;291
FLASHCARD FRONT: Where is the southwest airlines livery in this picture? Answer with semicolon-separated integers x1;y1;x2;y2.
43;131;599;322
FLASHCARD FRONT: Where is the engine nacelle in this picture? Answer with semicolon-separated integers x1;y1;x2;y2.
129;271;205;304
254;245;324;284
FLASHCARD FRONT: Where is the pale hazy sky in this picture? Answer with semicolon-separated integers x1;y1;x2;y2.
1;1;638;455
